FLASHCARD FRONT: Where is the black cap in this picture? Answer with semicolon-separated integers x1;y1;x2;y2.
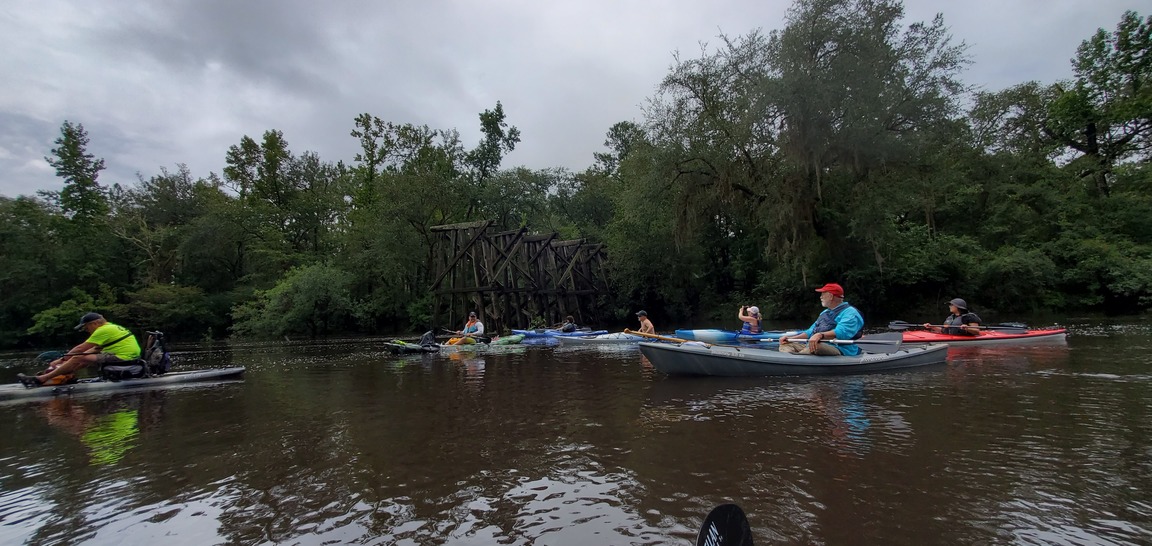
75;312;103;331
635;310;647;317
469;311;477;317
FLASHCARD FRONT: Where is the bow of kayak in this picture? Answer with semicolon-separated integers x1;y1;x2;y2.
902;328;1068;345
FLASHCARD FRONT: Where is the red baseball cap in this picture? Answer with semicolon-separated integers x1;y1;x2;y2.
814;283;844;297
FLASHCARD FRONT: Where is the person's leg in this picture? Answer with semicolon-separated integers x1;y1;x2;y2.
811;343;842;356
779;342;806;353
36;354;99;383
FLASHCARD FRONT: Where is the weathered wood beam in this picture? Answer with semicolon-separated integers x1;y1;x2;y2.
429;226;492;290
430;220;494;232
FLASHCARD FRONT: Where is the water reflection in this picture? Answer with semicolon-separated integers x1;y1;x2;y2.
28;393;171;468
39;400;140;466
1;327;1151;545
810;380;873;457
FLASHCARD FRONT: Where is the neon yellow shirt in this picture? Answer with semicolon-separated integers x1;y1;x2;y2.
86;323;141;360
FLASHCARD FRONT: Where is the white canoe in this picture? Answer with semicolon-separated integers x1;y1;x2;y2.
557;332;645;345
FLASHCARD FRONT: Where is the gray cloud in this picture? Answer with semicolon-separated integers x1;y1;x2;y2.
1;0;1143;197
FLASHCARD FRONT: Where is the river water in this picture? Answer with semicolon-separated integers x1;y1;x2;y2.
1;319;1150;545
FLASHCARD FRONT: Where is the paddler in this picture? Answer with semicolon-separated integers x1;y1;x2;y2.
18;312;141;387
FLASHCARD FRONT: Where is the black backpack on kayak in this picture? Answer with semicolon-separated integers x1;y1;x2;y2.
99;330;171;380
142;331;171;375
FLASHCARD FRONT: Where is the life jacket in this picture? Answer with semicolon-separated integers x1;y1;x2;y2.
812;303;863;340
942;313;981;336
740;315;762;334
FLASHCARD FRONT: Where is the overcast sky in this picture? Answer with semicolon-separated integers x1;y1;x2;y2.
0;0;1143;198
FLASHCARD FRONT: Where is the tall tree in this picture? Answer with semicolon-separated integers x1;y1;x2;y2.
1044;10;1152;197
465;101;521;188
44;121;108;223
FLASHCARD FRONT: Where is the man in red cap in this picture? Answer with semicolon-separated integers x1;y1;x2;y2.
778;283;864;356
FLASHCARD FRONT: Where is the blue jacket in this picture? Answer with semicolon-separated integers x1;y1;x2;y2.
803;303;864;356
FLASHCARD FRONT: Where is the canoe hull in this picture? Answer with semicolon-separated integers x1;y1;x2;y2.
0;367;247;402
639;342;949;377
902;329;1068;346
674;329;787;342
557;332;643;345
512;329;609;338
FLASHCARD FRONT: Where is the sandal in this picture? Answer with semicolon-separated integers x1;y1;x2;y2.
16;373;43;388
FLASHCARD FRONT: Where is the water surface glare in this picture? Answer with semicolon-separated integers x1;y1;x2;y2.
1;321;1151;544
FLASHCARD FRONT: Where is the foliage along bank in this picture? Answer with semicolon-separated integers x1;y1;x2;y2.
0;1;1149;347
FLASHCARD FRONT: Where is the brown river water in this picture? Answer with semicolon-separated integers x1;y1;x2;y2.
1;318;1150;545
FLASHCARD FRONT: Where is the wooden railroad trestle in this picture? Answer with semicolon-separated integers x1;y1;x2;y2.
429;220;609;333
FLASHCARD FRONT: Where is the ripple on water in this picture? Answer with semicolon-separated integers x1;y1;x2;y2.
3;329;1152;545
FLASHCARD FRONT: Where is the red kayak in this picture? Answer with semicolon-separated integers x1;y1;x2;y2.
902;328;1068;345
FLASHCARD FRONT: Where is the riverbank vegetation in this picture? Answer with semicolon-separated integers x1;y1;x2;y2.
1;1;1148;346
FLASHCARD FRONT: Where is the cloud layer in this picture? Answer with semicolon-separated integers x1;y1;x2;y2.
0;0;1142;197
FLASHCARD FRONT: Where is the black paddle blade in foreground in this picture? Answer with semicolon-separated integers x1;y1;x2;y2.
697;503;753;546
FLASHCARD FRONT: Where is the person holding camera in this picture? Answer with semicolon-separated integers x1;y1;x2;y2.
738;305;762;335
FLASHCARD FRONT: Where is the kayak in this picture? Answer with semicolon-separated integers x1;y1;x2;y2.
556;332;644;345
512;328;608;338
674;329;788;342
383;341;440;354
490;334;526;345
638;342;948;376
901;328;1068;345
0;367;247;402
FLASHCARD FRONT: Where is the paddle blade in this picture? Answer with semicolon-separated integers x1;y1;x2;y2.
697;503;753;546
859;332;904;344
36;350;65;362
887;321;916;330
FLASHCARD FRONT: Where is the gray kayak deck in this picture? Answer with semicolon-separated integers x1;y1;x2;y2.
557;333;644;344
0;367;246;401
639;342;948;376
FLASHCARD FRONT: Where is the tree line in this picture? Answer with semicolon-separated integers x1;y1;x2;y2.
1;0;1148;347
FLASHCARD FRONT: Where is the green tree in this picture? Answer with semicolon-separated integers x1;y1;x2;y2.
465;101;522;184
0;196;66;345
231;263;359;338
1045;10;1152;197
44;120;108;223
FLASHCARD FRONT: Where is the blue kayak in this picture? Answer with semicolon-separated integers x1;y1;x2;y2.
512;328;609;338
674;329;788;342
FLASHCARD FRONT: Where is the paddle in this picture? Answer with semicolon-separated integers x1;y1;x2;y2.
624;329;711;346
36;349;103;362
440;328;491;344
36;350;66;362
774;332;904;346
887;320;1028;333
697;503;754;546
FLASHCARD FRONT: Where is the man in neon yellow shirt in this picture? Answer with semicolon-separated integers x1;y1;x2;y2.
19;312;141;387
